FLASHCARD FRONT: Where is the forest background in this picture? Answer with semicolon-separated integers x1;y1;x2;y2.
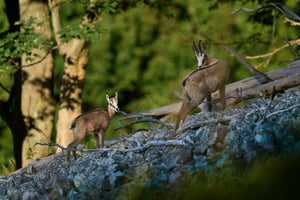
0;0;299;175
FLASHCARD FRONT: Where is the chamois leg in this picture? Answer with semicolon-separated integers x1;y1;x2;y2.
175;100;198;130
66;135;85;162
175;89;207;130
94;133;100;148
99;129;105;148
206;94;212;112
219;85;226;110
94;130;105;148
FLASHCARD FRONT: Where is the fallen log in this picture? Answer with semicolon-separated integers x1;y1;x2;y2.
216;59;300;105
119;102;182;121
119;60;300;122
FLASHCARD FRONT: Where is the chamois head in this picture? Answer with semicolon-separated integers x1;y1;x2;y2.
106;91;119;114
192;40;207;68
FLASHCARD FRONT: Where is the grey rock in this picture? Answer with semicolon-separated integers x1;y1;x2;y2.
2;88;300;200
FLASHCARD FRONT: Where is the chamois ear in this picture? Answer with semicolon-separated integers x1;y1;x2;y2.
106;93;110;102
114;91;118;100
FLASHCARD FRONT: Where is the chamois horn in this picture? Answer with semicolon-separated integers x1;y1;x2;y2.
192;41;199;54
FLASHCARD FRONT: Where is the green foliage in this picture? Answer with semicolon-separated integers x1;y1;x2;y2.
0;122;14;175
58;23;104;43
0;17;54;102
84;0;299;110
0;0;8;33
0;17;53;69
57;0;123;43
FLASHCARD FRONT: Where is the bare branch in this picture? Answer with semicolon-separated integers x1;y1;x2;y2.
119;102;182;122
0;81;11;93
231;5;266;15
284;39;299;60
34;142;81;152
117;110;129;116
266;103;300;120
116;118;173;131
221;45;272;84
232;3;300;22
245;39;300;64
284;18;300;26
34;140;185;154
83;140;185;153
269;3;300;22
261;86;276;122
20;46;58;68
180;115;233;132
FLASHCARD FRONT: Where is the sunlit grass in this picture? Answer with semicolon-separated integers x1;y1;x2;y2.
0;155;15;176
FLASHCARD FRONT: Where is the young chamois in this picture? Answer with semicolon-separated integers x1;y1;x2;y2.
66;91;119;162
175;40;230;129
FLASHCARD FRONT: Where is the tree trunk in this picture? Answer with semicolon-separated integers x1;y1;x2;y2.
49;2;89;149
19;0;55;166
55;43;88;149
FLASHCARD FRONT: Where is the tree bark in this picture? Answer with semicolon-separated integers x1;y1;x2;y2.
55;44;88;149
19;0;55;166
49;2;89;149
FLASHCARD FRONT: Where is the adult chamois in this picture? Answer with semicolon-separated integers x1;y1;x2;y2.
66;91;119;162
175;40;230;129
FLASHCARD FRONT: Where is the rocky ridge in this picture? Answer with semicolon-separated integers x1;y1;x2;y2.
0;88;300;200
